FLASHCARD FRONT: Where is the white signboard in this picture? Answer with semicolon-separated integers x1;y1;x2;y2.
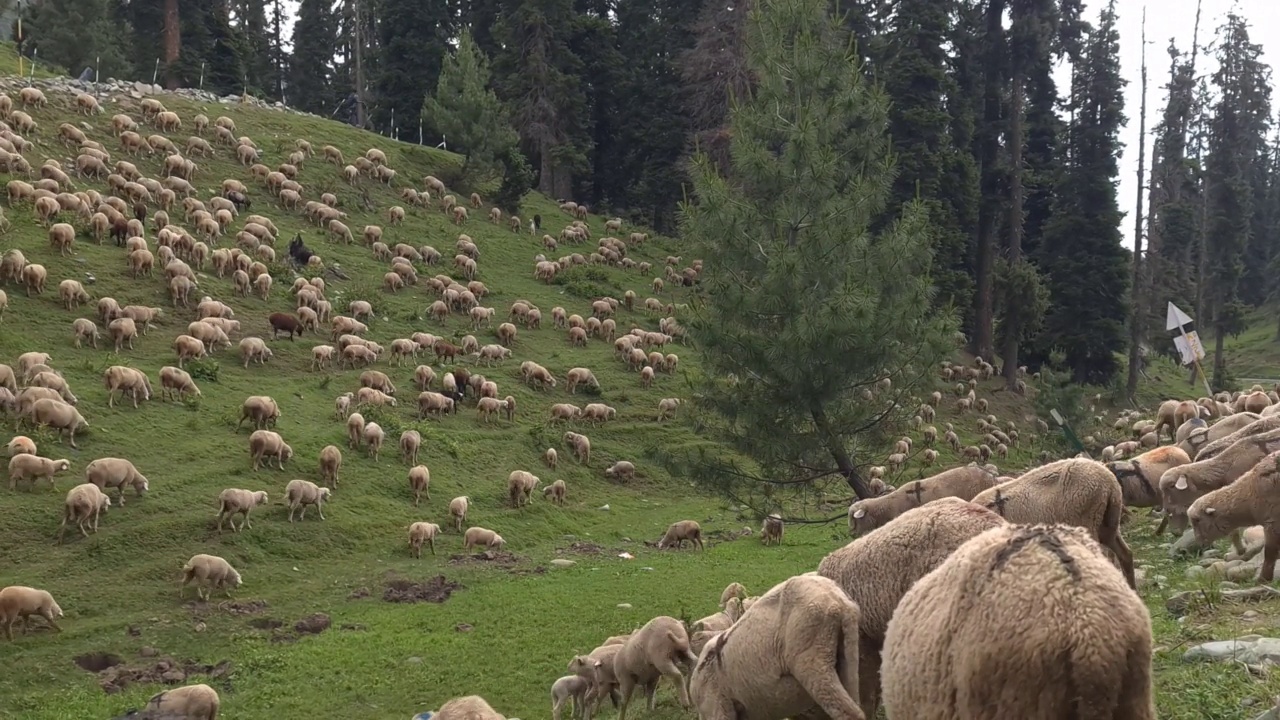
1173;330;1206;366
1166;302;1194;331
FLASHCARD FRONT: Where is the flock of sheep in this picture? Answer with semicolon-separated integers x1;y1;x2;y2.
1;83;1277;720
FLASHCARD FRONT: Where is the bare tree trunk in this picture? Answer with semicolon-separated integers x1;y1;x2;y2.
538;144;555;195
1127;11;1149;402
1001;66;1025;388
810;405;872;500
971;0;1004;362
162;0;180;90
352;0;367;129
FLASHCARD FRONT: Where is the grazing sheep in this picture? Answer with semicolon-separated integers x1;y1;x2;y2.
363;422;385;460
408;465;431;507
613;616;697;720
84;457;149;505
1104;445;1191;509
284;479;331;522
1157;427;1280;535
72;318;101;348
450;496;470;531
237;395;280;430
180;554;242;601
8;454;72;491
59;483;112;542
564;431;591;465
1194;415;1280;462
1187;449;1280;580
689;574;865;720
551;674;591;720
248;430;292;471
6;436;36;457
544;448;559;469
216;488;269;532
543;479;567;505
159;365;202;402
135;684;221;720
400;430;421;465
431;696;508;720
27;398;89;448
760;514;784;545
970;458;1135;588
881;523;1156;720
0;586;63;640
319;445;343;488
409;522;442;558
848;466;997;535
463;526;506;551
508;470;541;508
1179;412;1266;458
657;520;703;550
818;498;1006;712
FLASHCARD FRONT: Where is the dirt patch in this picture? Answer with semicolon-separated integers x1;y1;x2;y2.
220;599;269;615
383;574;464;604
75;652;124;673
562;541;605;555
247;618;283;630
348;587;371;600
448;550;520;566
294;613;331;635
93;657;232;694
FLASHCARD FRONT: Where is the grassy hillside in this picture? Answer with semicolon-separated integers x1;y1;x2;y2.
0;73;1273;720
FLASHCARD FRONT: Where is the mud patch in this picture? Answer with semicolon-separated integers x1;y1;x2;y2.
448;550;519;566
75;652;124;673
92;657;232;694
383;574;464;604
348;587;371;600
561;541;605;555
294;613;331;635
220;599;269;615
247;618;283;630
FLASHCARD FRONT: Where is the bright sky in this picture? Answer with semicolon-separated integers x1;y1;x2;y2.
1096;0;1279;250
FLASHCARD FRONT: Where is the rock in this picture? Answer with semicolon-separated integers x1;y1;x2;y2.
128;90;142;99
139;647;158;657
550;559;576;568
1244;610;1261;621
1185;565;1205;580
1185;637;1280;665
455;623;473;633
599;504;610;511
1252;704;1280;720
193;621;206;633
616;603;632;610
406;656;422;664
1170;529;1204;557
1134;568;1148;589
160;669;186;683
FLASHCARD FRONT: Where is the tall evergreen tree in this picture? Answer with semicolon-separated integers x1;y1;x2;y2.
1204;13;1271;388
267;0;287;100
675;0;955;506
1033;1;1129;384
681;0;753;176
289;0;338;116
27;0;131;80
371;0;453;137
230;0;271;96
422;30;520;183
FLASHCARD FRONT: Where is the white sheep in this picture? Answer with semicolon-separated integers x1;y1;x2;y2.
450;496;470;531
0;585;63;640
216;488;269;532
464;526;506;551
409;521;442;558
613;616;697;720
180;554;242;601
84;457;149;505
284;478;331;522
137;684;221;720
59;483;112;542
8;454;71;491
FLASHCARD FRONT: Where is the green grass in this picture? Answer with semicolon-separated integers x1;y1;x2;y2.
0;75;1271;720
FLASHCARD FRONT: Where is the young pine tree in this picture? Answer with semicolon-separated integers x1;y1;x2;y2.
677;0;955;505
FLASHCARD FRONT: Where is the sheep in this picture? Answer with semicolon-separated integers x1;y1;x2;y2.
1105;445;1191;509
605;460;636;481
28;371;77;405
970;458;1135;588
1187;450;1280;580
1180;412;1266;458
58;279;89;313
27;398;89;449
564;431;591;465
847;466;997;535
430;696;509;720
880;523;1156;720
7;453;72;491
239;336;273;368
59;483;112;542
569;644;625;718
135;684;222;720
565;367;599;394
760;514;784;545
237;395;280;430
363;422;385;460
285;479;331;522
215;488;268;533
409;522;442;558
0;586;63;640
1157;427;1280;536
6;436;36;457
1194;415;1280;462
817;498;1005;711
689;574;865;720
612;616;697;720
541;478;568;506
84;457;149;505
248;430;292;471
551;674;591;720
450;496;470;531
405;465;432;507
464;526;506;551
544;447;560;470
657;519;703;550
398;429;422;466
509;470;541;508
180;554;243;601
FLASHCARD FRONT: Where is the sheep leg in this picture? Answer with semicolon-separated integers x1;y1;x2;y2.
1231;529;1248;558
428;538;435;556
643;677;660;710
1262;528;1280;583
288;506;296;523
616;676;637;720
2;618;12;640
317;502;324;520
857;637;881;715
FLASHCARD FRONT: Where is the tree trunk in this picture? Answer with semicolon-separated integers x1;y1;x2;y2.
1213;316;1226;390
970;0;1004;361
352;0;367;128
538;143;555;195
810;405;872;500
162;0;180;90
1127;11;1149;402
1002;66;1025;388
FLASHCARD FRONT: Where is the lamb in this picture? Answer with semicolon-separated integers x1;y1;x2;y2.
1187;450;1280;580
1157;427;1280;535
0;586;63;640
134;684;221;720
880;523;1156;720
612;616;697;720
409;522;442;558
1105;445;1191;509
463;526;506;551
760;514;784;545
27;398;89;448
248;430;293;471
237;395;280;430
970;458;1135;588
817;498;1006;711
847;465;997;535
569;644;625;718
180;554;243;601
409;465;431;507
689;574;865;720
450;496;470;531
284;479;331;522
509;470;541;508
657;520;703;550
551;674;592;720
8;454;71;490
59;483;112;542
84;457;149;505
216;488;269;532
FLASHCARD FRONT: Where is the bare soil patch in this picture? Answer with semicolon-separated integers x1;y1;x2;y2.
383;574;464;603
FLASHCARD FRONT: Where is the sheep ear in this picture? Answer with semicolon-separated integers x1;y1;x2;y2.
852;508;865;519
1204;506;1216;516
1174;476;1189;490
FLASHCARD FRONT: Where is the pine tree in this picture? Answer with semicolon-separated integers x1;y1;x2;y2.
267;0;288;100
1204;13;1272;388
674;0;955;506
289;0;337;116
371;0;453;137
422;30;520;183
230;0;271;96
27;0;131;80
681;0;753;176
1034;0;1129;384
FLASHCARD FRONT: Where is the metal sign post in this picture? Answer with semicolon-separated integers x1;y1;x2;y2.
1167;302;1213;396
